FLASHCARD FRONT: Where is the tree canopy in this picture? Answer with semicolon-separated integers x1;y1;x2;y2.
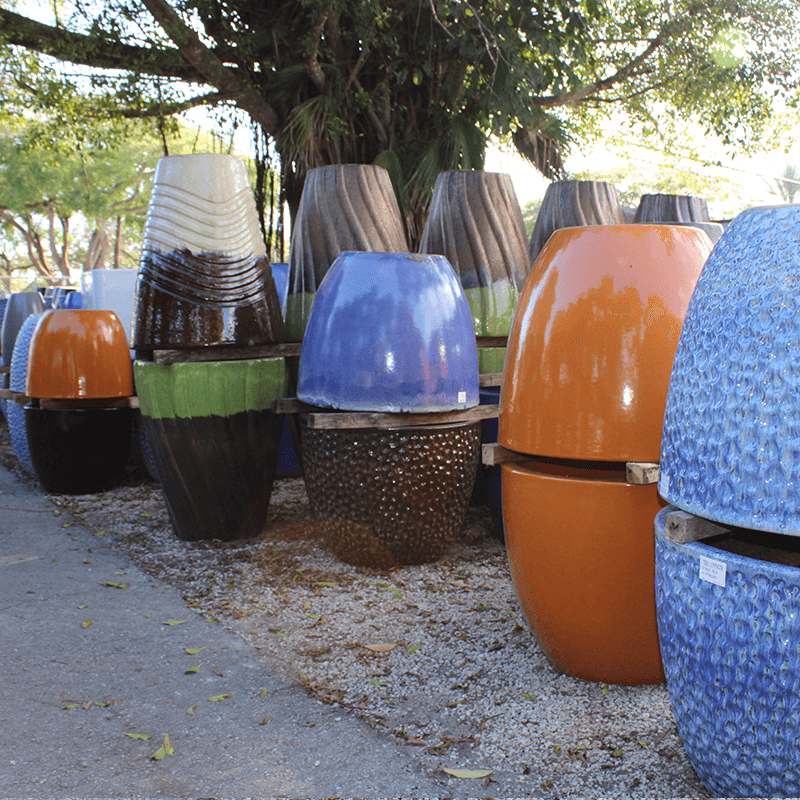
1;0;798;246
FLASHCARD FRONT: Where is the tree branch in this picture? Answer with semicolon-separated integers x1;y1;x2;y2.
139;0;281;134
0;8;200;82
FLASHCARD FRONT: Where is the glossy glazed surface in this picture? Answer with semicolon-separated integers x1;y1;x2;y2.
298;252;479;412
82;269;138;344
660;206;800;534
500;225;710;461
26;310;134;399
8;314;42;474
655;505;800;796
25;405;133;494
144;154;265;257
503;460;666;685
134;358;286;542
1;291;45;363
286;164;408;342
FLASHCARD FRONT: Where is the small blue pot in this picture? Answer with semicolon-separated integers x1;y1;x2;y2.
298;252;479;412
655;504;800;797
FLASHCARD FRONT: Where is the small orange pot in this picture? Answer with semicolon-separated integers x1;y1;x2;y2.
26;310;133;399
500;225;710;461
503;458;666;685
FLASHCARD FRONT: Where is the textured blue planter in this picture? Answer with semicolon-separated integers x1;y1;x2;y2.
8;313;42;474
655;504;800;797
298;251;479;412
660;205;800;534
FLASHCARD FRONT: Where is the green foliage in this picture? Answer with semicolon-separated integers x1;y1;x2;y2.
1;0;798;244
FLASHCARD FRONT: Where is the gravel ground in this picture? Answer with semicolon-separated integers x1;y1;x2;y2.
0;422;711;799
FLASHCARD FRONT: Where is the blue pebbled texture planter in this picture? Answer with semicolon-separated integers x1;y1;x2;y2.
8;313;42;474
660;205;800;534
298;251;479;412
655;505;800;798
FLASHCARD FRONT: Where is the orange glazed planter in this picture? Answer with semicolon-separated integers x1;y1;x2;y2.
499;225;712;462
503;459;667;685
26;309;134;400
25;310;134;494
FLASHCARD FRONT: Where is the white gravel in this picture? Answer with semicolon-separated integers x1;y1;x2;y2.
0;424;710;799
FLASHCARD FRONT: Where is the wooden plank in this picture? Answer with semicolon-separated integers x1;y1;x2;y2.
665;509;731;544
482;442;530;467
148;342;301;365
0;365;9;374
272;397;323;415
0;389;30;405
626;462;660;485
476;335;508;348
479;372;503;388
305;404;499;430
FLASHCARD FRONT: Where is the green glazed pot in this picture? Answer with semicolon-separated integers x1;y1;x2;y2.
135;358;286;541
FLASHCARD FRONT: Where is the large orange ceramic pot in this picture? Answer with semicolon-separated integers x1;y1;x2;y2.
500;225;712;462
503;459;667;684
24;310;134;494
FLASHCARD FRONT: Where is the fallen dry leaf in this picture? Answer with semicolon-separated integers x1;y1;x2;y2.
442;767;494;779
362;642;397;653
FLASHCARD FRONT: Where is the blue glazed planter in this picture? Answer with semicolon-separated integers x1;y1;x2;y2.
298;252;479;412
660;205;800;534
655;504;800;798
8;313;42;474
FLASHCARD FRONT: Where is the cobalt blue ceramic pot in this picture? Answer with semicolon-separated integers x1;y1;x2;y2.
297;251;479;412
655;504;800;797
8;313;42;474
660;205;800;534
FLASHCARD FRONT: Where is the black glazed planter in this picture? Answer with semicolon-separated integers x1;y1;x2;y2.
25;405;133;494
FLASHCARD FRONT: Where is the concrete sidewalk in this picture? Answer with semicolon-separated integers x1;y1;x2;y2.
0;465;446;799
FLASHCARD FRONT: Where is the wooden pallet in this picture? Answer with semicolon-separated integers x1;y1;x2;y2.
480;442;660;485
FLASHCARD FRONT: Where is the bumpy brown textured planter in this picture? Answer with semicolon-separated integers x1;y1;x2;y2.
419;170;530;374
528;180;625;263
285;164;409;342
301;422;481;567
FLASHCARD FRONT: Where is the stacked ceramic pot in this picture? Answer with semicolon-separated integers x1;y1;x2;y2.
633;192;724;244
1;292;46;419
499;225;711;685
285;164;409;343
527;180;625;263
297;251;481;568
8;312;44;474
25;310;134;494
656;205;800;797
132;153;286;542
419;170;530;537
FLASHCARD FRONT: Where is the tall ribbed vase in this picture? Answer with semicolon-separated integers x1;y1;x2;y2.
285;164;409;343
528;180;625;263
419;170;530;374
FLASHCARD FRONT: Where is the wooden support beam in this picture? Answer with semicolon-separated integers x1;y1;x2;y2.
482;443;660;485
478;372;503;388
626;462;660;485
271;397;498;429
476;335;508;348
665;509;731;544
0;365;9;375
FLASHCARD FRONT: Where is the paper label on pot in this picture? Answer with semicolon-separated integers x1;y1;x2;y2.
659;473;670;496
699;556;726;587
458;391;466;403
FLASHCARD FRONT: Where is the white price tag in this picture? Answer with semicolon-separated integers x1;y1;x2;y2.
699;556;726;587
458;391;467;403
